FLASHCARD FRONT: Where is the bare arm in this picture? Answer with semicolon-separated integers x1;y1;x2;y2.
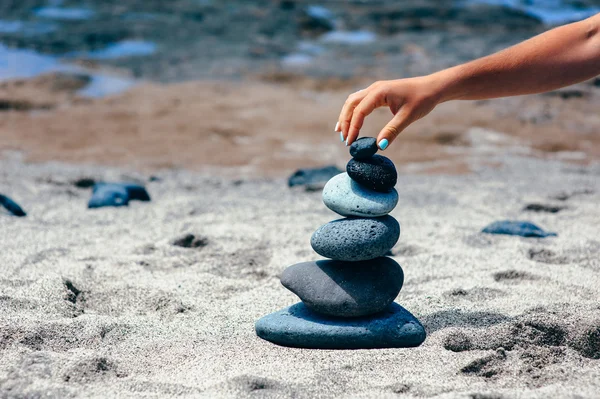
336;13;600;150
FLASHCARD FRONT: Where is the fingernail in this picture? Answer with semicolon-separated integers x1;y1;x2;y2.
334;122;340;132
379;139;389;150
345;139;349;146
340;132;344;142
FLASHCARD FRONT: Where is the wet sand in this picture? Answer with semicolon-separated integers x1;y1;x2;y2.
0;74;599;177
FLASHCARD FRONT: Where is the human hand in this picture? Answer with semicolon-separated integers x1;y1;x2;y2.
335;76;444;150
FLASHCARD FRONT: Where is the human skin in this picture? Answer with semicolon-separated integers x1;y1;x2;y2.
336;13;600;150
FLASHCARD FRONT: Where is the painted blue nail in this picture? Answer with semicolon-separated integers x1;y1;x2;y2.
379;139;389;150
340;132;344;142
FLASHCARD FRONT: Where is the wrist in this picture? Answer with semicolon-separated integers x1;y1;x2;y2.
427;66;466;103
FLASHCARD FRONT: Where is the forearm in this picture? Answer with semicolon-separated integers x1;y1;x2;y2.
433;14;600;102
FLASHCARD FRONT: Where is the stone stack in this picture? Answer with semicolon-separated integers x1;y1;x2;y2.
256;137;426;349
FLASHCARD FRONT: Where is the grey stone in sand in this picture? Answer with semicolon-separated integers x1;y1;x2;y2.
255;302;426;349
347;155;397;193
311;215;400;261
322;173;398;217
281;257;404;317
349;137;378;160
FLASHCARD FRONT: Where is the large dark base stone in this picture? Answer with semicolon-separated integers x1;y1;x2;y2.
255;302;426;349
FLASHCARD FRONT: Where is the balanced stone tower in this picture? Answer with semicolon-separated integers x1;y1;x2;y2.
256;138;426;349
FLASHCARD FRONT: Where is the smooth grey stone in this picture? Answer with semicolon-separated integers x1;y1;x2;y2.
347;155;397;193
349;137;378;160
255;302;426;349
311;215;400;261
322;173;398;217
281;257;404;317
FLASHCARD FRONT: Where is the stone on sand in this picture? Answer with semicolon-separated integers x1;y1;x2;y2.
349;137;378;160
482;220;557;238
347;155;397;192
0;194;26;217
88;183;151;209
281;257;404;317
88;183;129;208
322;173;398;217
288;165;343;191
311;215;400;261
255;302;426;349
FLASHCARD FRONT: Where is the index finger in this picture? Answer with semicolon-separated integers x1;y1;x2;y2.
346;91;384;145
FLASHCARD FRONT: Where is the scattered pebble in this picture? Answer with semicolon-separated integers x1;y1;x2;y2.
88;184;129;209
0;194;26;217
523;203;566;213
87;182;150;208
482;220;557;238
288;165;342;190
171;233;209;249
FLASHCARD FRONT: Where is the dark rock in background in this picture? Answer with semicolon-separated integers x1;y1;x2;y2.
482;220;557;238
288;165;342;190
0;194;26;217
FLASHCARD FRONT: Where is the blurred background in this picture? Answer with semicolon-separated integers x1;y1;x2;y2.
0;0;599;177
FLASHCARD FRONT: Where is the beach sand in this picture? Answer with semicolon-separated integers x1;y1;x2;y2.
1;148;599;398
0;75;599;177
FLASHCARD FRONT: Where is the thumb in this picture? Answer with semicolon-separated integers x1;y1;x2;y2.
376;108;413;150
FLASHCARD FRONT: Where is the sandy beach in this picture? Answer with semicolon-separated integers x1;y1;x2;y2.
1;0;600;397
1;149;599;398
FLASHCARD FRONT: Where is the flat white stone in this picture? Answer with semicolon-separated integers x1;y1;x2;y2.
322;173;398;217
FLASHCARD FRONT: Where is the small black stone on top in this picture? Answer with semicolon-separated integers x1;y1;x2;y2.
349;137;378;160
347;155;397;193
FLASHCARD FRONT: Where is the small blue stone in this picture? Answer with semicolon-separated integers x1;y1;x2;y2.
88;183;151;209
255;302;426;349
0;194;26;217
88;184;129;209
482;220;557;238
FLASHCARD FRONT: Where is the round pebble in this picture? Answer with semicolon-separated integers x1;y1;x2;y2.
255;302;426;349
311;215;400;261
281;257;404;317
322;173;398;217
347;155;397;193
349;137;378;160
